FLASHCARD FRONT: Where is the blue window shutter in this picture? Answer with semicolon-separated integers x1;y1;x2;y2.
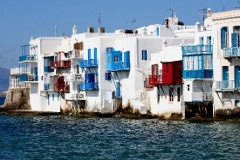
221;27;227;49
142;50;147;60
145;50;147;60
232;33;238;47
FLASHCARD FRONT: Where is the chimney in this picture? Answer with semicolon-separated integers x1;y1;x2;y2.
207;8;212;17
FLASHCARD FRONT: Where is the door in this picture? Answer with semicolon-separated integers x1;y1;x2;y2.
235;66;240;88
222;66;229;88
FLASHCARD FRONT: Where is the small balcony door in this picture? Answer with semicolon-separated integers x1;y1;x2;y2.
222;66;229;88
235;66;240;88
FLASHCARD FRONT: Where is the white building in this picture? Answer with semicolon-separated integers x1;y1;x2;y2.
9;15;198;117
209;9;240;117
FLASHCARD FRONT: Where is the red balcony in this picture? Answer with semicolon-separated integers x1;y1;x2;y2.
50;60;71;68
149;61;182;85
149;75;162;85
54;76;70;93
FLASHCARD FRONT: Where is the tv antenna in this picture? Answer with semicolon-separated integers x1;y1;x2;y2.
234;0;240;9
54;25;57;37
127;18;136;29
167;7;174;22
98;12;101;28
199;8;207;25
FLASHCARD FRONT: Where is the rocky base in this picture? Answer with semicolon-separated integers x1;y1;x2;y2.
0;87;30;111
215;108;240;120
158;113;183;120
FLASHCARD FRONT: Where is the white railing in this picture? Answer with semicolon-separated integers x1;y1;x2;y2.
191;92;212;102
9;78;30;88
10;67;31;75
65;73;84;82
65;92;86;100
70;50;84;59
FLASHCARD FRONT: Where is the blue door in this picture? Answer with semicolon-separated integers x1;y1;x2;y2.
222;66;229;88
235;66;240;88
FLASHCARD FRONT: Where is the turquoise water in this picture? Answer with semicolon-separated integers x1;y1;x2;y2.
0;97;5;105
0;114;239;160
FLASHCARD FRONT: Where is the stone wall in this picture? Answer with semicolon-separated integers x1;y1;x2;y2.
0;87;30;110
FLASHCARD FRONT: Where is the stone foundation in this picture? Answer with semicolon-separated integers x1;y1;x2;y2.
215;108;240;119
0;87;30;111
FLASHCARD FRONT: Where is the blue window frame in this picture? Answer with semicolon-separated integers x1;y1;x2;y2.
221;27;228;49
142;50;147;60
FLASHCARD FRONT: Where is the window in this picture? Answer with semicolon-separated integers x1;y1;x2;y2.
204;55;212;69
199;37;204;45
52;94;54;101
184;57;188;70
108;56;110;63
189;56;193;70
198;56;203;70
177;87;181;102
76;65;79;74
142;50;147;60
221;27;228;49
114;56;118;63
169;87;174;102
232;26;240;47
187;85;190;91
207;36;211;45
194;56;198;70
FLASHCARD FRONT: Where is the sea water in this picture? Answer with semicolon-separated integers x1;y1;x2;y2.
0;114;239;159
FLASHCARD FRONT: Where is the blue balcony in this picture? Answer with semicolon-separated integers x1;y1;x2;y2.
19;55;37;62
44;84;49;90
223;47;240;58
44;66;54;72
79;82;99;91
19;74;38;82
182;45;212;55
215;80;235;91
80;59;98;68
183;70;213;79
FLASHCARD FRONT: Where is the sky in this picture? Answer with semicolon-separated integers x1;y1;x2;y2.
0;0;239;69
